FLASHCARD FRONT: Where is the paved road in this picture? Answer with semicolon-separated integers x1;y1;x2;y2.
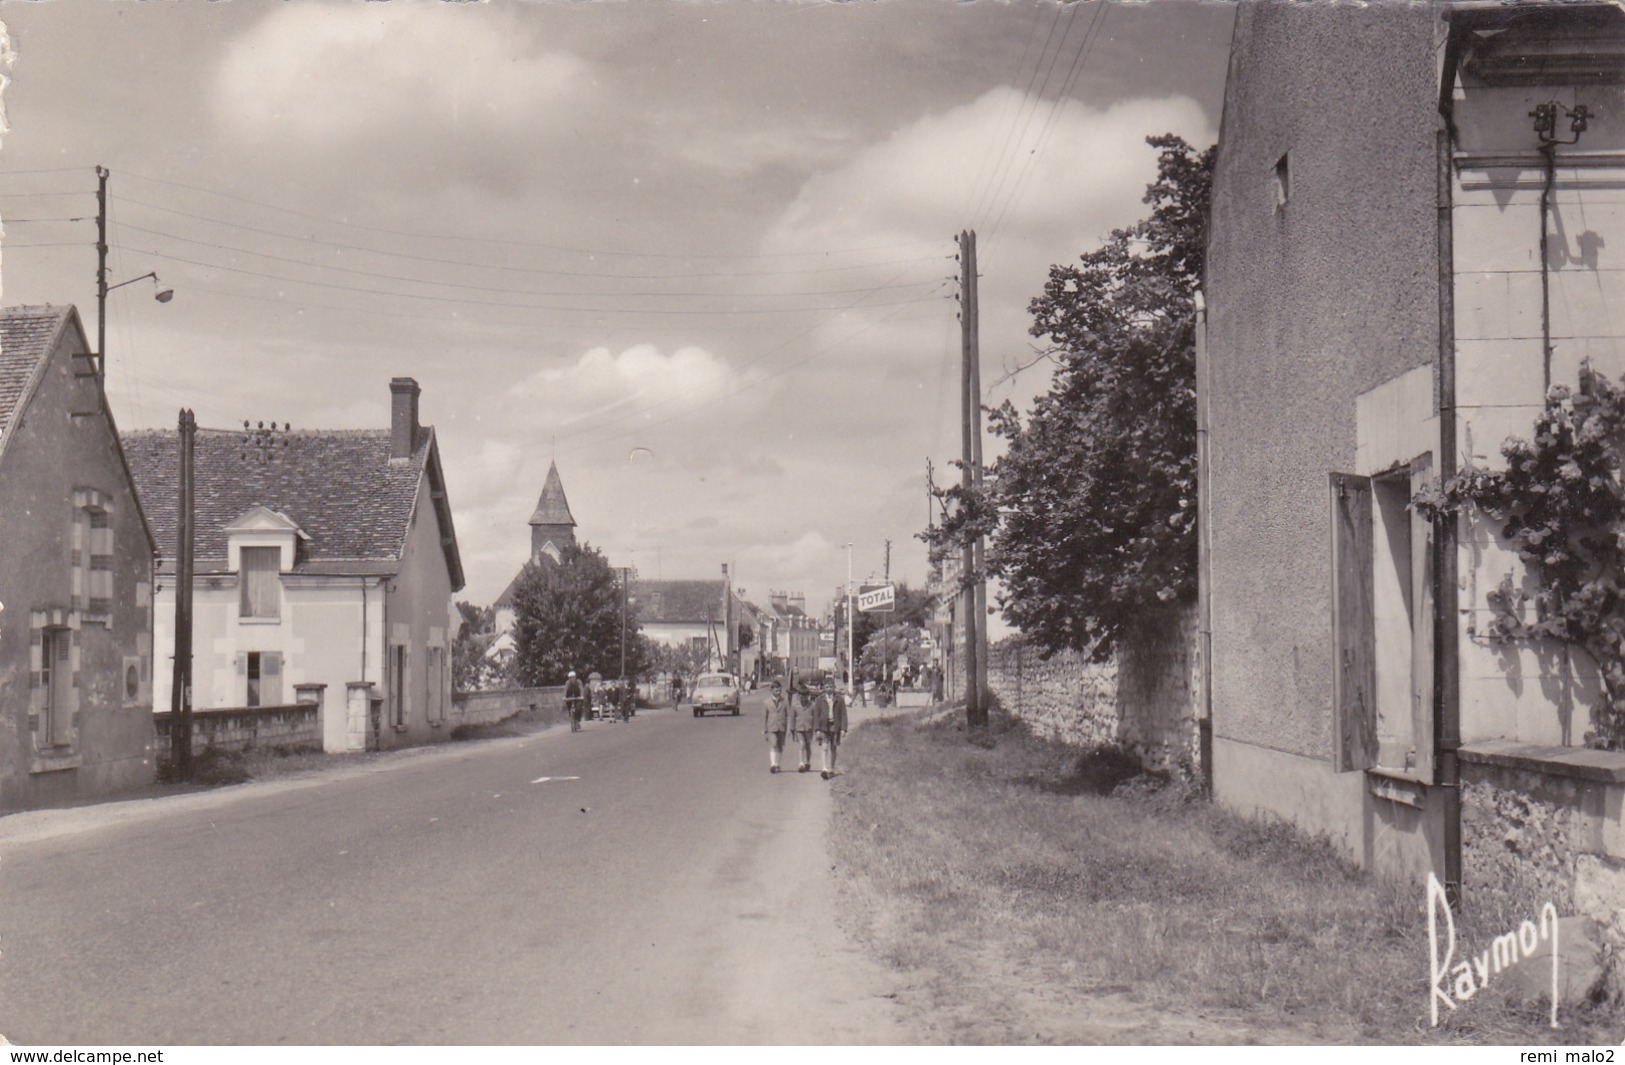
0;693;912;1045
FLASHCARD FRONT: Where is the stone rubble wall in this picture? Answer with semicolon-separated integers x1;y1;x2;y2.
449;686;563;730
986;603;1202;777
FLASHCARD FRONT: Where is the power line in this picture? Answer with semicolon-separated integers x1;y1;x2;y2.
113;220;947;301
116;194;930;282
113;241;950;316
120;169;940;261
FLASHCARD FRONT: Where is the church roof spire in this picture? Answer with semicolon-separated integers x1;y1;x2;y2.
528;460;576;528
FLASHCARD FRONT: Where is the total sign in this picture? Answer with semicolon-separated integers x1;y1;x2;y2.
857;583;895;613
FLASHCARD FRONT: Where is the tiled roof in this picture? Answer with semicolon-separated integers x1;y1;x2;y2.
122;426;438;571
528;461;576;527
631;579;727;624
0;306;71;439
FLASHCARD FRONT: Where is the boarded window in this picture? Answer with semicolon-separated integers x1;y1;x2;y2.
240;547;281;619
391;645;408;727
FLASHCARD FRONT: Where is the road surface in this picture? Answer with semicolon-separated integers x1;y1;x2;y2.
0;691;912;1045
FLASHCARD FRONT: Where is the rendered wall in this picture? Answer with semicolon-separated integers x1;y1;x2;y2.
1204;4;1442;852
0;326;156;809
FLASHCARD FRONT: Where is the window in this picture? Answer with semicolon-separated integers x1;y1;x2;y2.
244;651;282;707
39;628;72;747
71;489;114;622
239;547;281;619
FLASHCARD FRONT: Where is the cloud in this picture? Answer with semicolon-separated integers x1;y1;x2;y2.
765;87;1212;255
213;5;594;187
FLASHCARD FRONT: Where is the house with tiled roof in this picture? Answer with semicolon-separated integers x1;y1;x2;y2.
122;378;464;753
0;305;158;809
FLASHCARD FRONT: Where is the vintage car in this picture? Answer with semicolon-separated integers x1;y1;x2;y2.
690;672;740;717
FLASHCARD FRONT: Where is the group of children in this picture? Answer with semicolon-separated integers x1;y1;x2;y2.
762;677;849;779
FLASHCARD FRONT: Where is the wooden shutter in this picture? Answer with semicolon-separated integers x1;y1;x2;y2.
1410;455;1436;784
263;653;283;707
1331;472;1377;771
240;547;281;619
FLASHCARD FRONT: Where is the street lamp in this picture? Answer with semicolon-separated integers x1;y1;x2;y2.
97;270;174;377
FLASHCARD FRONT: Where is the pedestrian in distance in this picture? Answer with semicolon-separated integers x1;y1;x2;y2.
764;678;789;773
790;681;818;773
816;678;849;780
563;671;585;733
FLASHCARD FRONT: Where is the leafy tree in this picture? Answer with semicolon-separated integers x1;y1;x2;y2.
858;623;926;683
844;580;933;659
509;542;645;686
452;601;500;691
925;134;1212;661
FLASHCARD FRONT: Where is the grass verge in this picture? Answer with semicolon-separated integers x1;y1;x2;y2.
830;707;1622;1045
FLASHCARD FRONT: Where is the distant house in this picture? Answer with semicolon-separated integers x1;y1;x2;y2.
0;305;157;808
633;578;735;671
761;591;819;677
1204;0;1625;924
123;378;464;753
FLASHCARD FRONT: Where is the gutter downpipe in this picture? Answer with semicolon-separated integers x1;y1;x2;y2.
1435;121;1464;908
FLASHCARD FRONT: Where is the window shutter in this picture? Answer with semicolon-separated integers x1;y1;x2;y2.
1331;472;1377;772
240;547;281;619
264;653;283;707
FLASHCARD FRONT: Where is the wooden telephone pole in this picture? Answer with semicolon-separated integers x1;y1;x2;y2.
959;230;987;728
170;409;196;778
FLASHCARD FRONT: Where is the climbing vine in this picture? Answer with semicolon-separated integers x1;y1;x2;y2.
1416;361;1625;748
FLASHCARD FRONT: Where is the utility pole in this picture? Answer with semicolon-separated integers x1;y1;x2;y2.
94;166;108;380
170;409;196;779
618;566;630;683
958;229;986;728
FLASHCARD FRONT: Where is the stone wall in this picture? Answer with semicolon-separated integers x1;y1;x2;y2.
987;604;1201;776
1460;743;1625;999
449;686;564;730
153;704;320;763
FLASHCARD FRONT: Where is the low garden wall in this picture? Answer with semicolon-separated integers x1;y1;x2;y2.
985;603;1201;778
449;686;564;731
152;704;320;763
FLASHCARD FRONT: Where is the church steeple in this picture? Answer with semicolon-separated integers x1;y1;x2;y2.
529;461;577;563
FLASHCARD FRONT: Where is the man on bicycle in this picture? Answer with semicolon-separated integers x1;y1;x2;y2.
564;670;586;732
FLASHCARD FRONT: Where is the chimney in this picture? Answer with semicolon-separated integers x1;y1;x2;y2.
390;377;421;460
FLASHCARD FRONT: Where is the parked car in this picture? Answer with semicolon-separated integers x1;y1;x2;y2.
690;672;740;717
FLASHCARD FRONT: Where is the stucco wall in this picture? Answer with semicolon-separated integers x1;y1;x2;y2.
0;321;157;810
1205;5;1441;765
986;605;1201;776
380;465;456;750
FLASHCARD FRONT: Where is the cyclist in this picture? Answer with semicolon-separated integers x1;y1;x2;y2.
564;670;585;732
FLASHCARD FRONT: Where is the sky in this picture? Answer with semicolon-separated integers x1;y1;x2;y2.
0;0;1234;624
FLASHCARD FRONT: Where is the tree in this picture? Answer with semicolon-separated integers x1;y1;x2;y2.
508;541;644;687
452;601;500;691
858;623;926;684
846;580;933;661
925;134;1212;661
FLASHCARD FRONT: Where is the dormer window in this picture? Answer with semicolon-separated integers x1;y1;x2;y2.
224;505;305;625
239;546;281;619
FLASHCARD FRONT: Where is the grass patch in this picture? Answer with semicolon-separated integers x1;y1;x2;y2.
830;708;1622;1045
